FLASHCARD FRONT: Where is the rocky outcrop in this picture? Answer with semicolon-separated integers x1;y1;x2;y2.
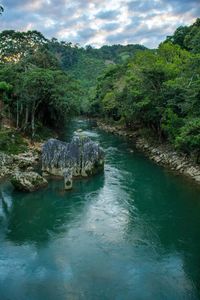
0;152;14;180
42;135;104;189
136;138;200;183
97;122;138;138
12;151;39;169
0;150;40;181
11;171;48;192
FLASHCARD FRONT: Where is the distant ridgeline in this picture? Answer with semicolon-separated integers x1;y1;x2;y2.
0;29;146;140
0;18;200;162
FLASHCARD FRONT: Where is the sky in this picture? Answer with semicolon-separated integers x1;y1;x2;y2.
0;0;200;48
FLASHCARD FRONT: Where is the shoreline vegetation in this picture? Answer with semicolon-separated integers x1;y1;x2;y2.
97;119;200;184
0;18;200;185
1;117;199;185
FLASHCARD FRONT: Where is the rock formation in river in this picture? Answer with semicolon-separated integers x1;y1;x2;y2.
11;171;48;192
42;134;104;189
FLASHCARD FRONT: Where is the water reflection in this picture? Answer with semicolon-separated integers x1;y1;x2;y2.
0;119;200;299
0;174;105;246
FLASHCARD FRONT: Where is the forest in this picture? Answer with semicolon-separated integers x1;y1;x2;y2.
0;18;200;162
1;2;200;298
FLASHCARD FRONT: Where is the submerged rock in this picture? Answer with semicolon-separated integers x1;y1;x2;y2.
42;135;104;186
63;168;73;190
11;171;48;192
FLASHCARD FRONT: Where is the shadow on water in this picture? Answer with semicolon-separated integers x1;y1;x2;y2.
0;174;105;246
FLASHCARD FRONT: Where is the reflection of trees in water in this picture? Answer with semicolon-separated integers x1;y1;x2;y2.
0;174;104;246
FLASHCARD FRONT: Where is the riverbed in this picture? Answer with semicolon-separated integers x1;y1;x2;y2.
0;119;200;300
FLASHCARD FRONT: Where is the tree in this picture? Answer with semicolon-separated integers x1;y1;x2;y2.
184;18;200;53
91;19;200;161
175;119;200;163
0;30;47;62
0;81;12;128
19;68;80;139
166;26;189;49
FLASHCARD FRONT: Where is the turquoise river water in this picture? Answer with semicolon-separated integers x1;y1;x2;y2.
0;119;200;300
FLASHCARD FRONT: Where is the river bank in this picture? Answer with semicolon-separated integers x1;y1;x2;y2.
0;123;58;181
1;119;200;185
97;120;200;184
0;142;42;181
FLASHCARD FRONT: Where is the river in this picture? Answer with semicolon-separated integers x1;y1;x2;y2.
0;118;200;300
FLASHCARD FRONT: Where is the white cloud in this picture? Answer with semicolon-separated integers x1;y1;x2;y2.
0;0;199;48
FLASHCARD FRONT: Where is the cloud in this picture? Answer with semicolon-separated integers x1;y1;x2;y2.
95;10;119;20
0;0;199;48
101;22;120;32
76;28;97;43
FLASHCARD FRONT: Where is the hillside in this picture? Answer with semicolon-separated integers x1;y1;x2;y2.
91;18;200;163
0;19;199;163
0;30;146;144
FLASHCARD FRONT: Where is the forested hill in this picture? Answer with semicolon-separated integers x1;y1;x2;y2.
0;30;146;111
0;18;200;162
49;41;146;111
0;30;146;143
92;18;200;163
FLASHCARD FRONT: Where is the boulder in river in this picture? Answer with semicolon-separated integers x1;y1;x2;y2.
42;135;104;181
63;168;73;190
11;171;48;192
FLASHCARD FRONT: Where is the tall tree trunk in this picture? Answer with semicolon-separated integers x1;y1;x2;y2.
31;108;35;141
24;105;29;130
16;99;19;129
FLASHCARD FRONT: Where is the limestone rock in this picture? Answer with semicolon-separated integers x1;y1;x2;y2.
0;152;14;180
13;152;39;169
42;135;104;181
11;171;48;192
63;169;73;190
0;151;13;168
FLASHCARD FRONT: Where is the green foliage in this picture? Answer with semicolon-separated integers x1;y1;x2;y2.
23;46;60;70
102;92;117;112
166;26;190;49
166;18;200;53
0;81;13;128
48;40;147;111
0;130;28;154
92;19;200;161
0;81;12;92
0;30;147;118
175;119;200;162
161;108;182;142
0;30;47;62
0;19;199;161
0;32;81;139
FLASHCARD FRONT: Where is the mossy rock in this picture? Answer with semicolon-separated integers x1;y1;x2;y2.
11;171;48;192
